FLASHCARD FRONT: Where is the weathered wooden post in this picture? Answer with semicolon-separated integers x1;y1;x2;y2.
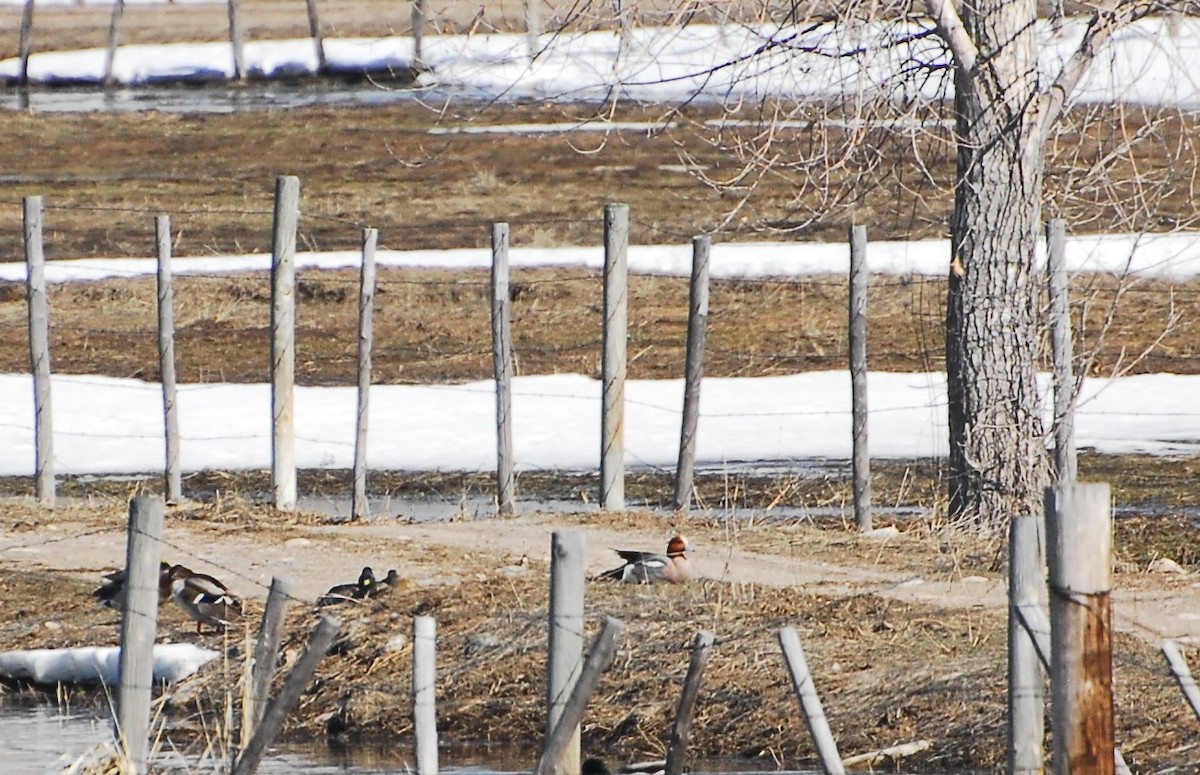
116;496;165;774
673;235;710;511
18;0;35;86
352;228;377;521
1162;639;1200;723
778;626;844;775
546;532;585;775
413;615;438;775
1008;511;1047;775
538;617;625;775
271;175;300;512
1045;483;1115;775
601;204;629;511
234;616;340;775
525;0;541;60
664;630;714;775
491;222;516;515
411;0;426;70
24;195;55;507
305;0;327;74
227;0;246;80
155;215;182;503
103;0;125;86
1047;218;1077;485
246;576;292;741
848;224;872;531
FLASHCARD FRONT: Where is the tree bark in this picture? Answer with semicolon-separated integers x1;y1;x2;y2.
941;0;1048;528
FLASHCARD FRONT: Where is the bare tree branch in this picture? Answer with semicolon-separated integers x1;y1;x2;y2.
923;0;978;73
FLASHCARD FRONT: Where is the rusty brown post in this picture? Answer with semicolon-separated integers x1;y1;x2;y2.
1045;483;1115;775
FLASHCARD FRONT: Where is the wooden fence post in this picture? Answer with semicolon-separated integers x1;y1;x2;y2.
601;203;628;511
271;175;300;512
411;0;426;70
227;0;246;80
155;215;182;503
234;616;340;775
525;0;541;60
778;626;844;775
246;576;291;741
1045;483;1115;775
352;228;377;521
664;630;714;775
116;496;165;774
103;0;125;86
546;531;585;775
414;615;438;775
1047;218;1077;485
538;617;625;775
1008;512;1046;775
848;224;872;531
305;0;327;74
673;235;710;511
24;195;55;508
18;0;35;86
1161;640;1200;723
491;222;516;516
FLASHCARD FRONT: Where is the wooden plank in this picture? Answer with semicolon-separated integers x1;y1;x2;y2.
246;576;292;738
778;626;844;775
1162;639;1200;724
664;630;714;775
1008;512;1047;773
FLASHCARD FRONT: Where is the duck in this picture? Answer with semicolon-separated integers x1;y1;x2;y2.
596;534;692;584
167;564;243;634
368;569;401;596
317;566;376;606
92;561;173;611
582;759;666;775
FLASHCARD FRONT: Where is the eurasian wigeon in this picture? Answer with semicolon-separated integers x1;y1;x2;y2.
597;534;692;584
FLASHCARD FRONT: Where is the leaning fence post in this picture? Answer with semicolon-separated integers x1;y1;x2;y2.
538;617;625;775
848;224;871;531
270;175;299;512
778;626;844;775
1008;512;1047;775
24;195;55;508
102;0;125;85
18;0;34;86
1161;640;1200;724
155;215;182;503
546;531;585;775
601;203;628;511
304;0;327;74
1045;483;1115;775
664;630;714;775
246;576;291;742
673;235;710;511
411;0;426;69
413;615;438;775
1047;218;1077;485
491;222;516;516
234;616;340;775
352;228;377;521
227;0;246;80
116;496;165;775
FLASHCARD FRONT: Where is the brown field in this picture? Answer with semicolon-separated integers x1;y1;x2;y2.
1;5;1200;772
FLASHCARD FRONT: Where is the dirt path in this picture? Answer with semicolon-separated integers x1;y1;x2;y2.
6;500;1197;647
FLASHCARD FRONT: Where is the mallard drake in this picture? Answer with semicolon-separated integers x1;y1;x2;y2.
317;566;376;606
167;564;243;634
92;561;173;611
597;534;692;584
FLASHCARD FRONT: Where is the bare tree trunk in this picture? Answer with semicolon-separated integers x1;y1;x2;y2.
942;0;1048;528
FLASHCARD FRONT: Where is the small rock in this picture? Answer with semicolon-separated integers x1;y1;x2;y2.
1148;557;1187;575
862;526;900;540
385;634;408;653
44;621;62;631
284;537;311;548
